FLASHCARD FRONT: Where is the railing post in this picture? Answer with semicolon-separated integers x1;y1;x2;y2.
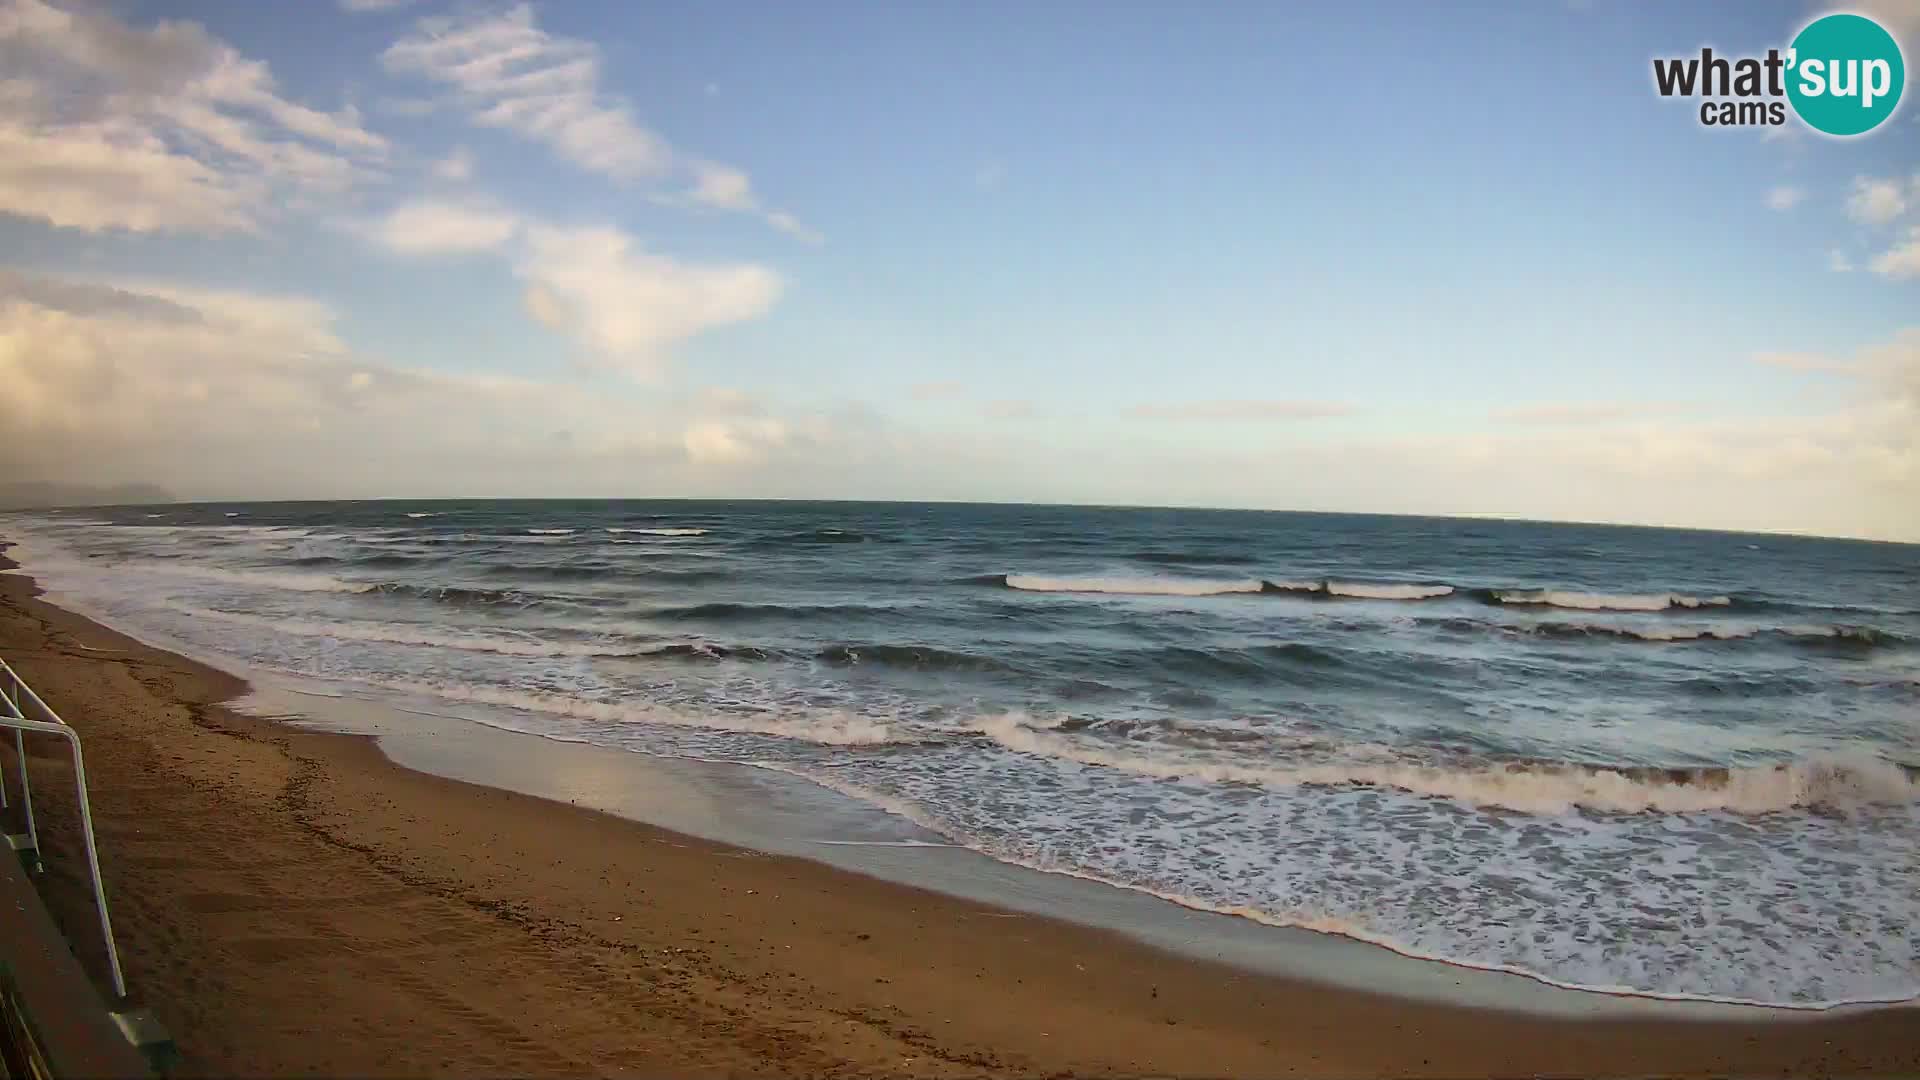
14;728;37;873
0;670;11;810
64;740;124;1001
0;659;125;1000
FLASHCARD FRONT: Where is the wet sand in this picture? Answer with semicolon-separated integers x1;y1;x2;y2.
2;549;1915;1077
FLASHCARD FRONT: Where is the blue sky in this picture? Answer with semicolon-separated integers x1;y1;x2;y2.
1;0;1916;538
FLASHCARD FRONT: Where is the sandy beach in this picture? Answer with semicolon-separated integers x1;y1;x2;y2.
1;548;1915;1078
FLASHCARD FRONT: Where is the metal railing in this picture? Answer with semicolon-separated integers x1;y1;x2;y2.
0;658;125;1001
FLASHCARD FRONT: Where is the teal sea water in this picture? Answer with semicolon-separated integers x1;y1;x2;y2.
5;500;1916;1006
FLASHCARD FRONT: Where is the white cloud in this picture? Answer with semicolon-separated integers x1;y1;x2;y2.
431;147;473;182
1764;185;1804;211
373;199;520;255
1752;350;1855;374
1845;176;1908;226
0;269;843;496
1126;400;1353;421
983;399;1038;420
1490;402;1688;425
383;4;813;239
340;0;412;11
683;418;790;465
514;224;781;372
909;380;964;401
1829;249;1855;273
1868;226;1920;279
0;0;385;233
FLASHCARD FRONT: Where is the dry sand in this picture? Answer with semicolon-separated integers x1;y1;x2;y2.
1;551;1915;1078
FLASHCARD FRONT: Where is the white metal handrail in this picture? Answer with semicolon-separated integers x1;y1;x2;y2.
0;657;126;1001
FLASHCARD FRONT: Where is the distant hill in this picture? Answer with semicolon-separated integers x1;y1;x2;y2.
0;482;176;510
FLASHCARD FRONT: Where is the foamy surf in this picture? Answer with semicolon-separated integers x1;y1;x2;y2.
363;678;906;747
1489;589;1733;612
1003;574;1265;596
607;527;709;536
974;713;1920;815
751;760;1920;1010
6;502;1915;1009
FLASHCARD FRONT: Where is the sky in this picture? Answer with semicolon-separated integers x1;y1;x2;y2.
1;0;1917;540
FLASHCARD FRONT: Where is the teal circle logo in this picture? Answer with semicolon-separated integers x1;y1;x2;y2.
1787;13;1905;136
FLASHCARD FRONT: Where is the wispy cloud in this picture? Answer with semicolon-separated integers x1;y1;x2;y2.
516;223;781;374
1125;400;1353;421
366;196;783;370
1752;351;1858;375
982;398;1038;419
1764;185;1804;211
0;0;386;233
1869;226;1920;279
431;147;473;182
1489;402;1689;425
908;380;965;401
1829;249;1855;273
1845;176;1908;226
372;199;519;255
382;4;813;240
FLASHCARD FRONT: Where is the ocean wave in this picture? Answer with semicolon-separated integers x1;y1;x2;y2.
177;607;646;658
814;643;1011;672
445;533;570;544
405;512;439;519
1129;550;1259;566
648;601;912;622
606;527;709;537
1003;574;1265;596
973;714;1920;815
360;582;541;607
749;528;868;547
367;679;905;746
1514;621;1903;648
111;562;366;593
1477;588;1733;612
1264;580;1457;601
750;762;1913;1011
526;528;576;536
633;642;775;663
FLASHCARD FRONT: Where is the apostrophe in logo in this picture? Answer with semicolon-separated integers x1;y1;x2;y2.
1786;13;1904;136
1652;11;1906;137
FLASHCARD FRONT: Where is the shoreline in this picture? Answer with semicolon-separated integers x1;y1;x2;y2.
3;548;1918;1076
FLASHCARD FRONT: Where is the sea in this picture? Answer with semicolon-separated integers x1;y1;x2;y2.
3;500;1916;1008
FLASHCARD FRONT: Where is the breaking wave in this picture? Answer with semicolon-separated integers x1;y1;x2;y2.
1002;574;1265;596
607;527;709;537
1477;588;1734;612
365;678;906;746
974;714;1920;815
177;607;646;658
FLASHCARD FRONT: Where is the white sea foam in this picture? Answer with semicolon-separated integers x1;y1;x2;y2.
607;527;709;537
526;528;576;535
1494;589;1732;612
1004;574;1263;597
405;512;439;519
366;678;903;746
103;561;365;593
175;607;645;658
973;714;1919;815
1324;581;1454;600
